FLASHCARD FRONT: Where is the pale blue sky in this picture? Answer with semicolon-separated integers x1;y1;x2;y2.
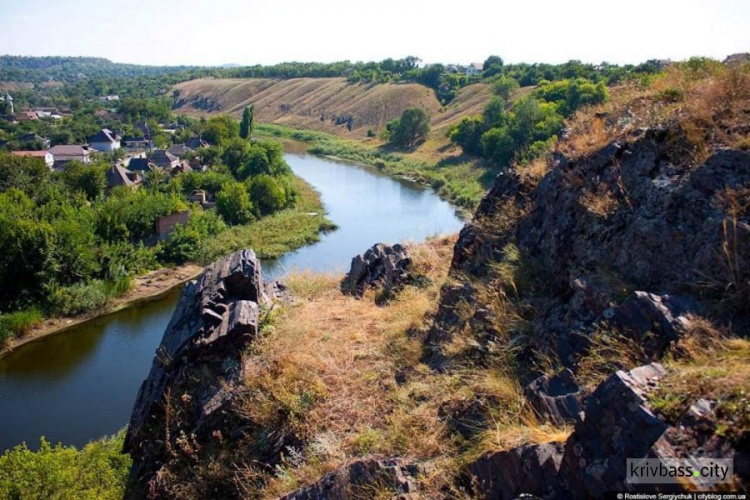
2;0;748;66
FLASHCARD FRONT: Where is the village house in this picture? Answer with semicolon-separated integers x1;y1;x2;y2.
105;164;142;190
49;144;91;167
466;62;484;76
122;136;153;149
184;136;209;150
89;128;122;152
11;150;54;169
127;156;153;173
167;143;192;158
148;149;179;170
14;111;38;122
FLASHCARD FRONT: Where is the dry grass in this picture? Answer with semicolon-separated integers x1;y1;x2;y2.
561;62;750;161
650;337;750;445
234;235;569;498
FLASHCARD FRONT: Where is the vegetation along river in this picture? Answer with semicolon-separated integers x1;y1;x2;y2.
0;152;465;451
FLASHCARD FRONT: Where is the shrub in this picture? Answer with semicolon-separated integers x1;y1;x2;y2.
0;431;131;500
216;182;255;225
248;174;288;216
656;88;685;103
49;281;109;316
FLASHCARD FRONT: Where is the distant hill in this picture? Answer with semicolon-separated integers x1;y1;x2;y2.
172;77;495;140
0;55;198;83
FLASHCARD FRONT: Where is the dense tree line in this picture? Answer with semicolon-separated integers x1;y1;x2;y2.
449;77;609;166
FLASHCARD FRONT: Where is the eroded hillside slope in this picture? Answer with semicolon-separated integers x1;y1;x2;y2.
173;77;493;140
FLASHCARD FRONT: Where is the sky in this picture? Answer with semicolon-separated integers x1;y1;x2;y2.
1;0;749;67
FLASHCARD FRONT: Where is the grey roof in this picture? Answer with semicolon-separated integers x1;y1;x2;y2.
185;136;209;149
168;143;191;157
90;129;120;144
49;145;89;156
149;149;178;168
106;164;141;188
128;157;153;172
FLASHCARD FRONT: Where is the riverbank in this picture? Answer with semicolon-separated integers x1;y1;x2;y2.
0;174;331;359
0;264;203;359
256;123;494;210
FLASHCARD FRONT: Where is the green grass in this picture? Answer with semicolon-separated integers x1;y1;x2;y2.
0;430;131;500
0;308;43;345
257;123;494;209
195;175;335;263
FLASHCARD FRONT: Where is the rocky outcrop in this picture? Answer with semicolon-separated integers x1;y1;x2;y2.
341;243;411;297
427;134;750;371
464;363;750;497
124;250;269;494
280;458;424;500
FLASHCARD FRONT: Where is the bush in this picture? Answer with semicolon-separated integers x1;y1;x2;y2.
49;281;109;316
248;174;288;216
0;308;43;344
216;182;255;225
0;431;131;500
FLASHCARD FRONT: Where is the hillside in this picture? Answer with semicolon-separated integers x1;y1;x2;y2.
173;77;494;141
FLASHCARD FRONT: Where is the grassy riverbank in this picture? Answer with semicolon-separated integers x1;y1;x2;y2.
0;175;331;357
257;123;494;209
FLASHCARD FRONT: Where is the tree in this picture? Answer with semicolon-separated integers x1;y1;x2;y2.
222;138;251;174
239;105;254;139
491;76;520;100
248;174;287;216
60;162;106;201
482;97;507;129
389;108;431;149
216;182;254;225
449;117;484;156
483;55;505;77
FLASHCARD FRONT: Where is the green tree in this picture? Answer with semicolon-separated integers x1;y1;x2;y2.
216;182;254;225
239;105;254;139
60;162;106;201
390;107;431;149
491;76;520;100
449;117;485;156
483;55;505;77
248;174;287;216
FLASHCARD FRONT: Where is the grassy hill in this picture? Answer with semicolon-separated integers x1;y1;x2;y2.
172;77;494;142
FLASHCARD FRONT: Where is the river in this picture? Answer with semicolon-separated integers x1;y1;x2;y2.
0;152;465;451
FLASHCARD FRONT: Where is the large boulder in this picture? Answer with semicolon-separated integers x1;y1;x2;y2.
123;250;269;492
280;458;424;500
340;243;411;297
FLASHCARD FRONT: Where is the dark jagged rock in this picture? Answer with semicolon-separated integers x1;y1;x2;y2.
524;369;583;426
124;250;269;493
428;134;750;371
558;363;669;496
279;458;424;500
464;442;565;500
602;291;694;356
341;243;411;297
465;363;749;497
